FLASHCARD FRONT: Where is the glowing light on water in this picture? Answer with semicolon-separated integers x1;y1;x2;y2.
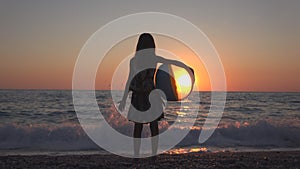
166;147;208;154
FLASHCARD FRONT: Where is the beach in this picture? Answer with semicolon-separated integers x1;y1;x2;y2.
0;151;299;169
0;91;299;168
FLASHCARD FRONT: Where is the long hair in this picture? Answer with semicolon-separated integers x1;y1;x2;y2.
135;33;156;56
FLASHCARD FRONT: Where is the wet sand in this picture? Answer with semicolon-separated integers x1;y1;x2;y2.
0;151;299;169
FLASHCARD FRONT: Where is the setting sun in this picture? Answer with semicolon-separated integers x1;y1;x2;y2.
172;66;193;100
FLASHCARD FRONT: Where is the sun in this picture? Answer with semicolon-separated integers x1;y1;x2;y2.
172;66;193;100
177;74;192;87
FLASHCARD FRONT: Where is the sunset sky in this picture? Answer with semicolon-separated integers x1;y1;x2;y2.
1;0;299;92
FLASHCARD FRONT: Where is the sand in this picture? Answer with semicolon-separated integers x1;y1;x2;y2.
0;151;299;169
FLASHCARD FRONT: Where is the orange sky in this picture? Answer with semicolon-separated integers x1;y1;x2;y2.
1;1;300;92
1;32;300;92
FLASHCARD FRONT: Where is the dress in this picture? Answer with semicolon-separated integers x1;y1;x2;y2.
128;68;164;123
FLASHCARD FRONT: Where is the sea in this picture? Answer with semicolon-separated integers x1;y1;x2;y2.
0;90;299;155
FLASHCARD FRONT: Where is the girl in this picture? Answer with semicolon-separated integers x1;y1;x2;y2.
118;33;194;157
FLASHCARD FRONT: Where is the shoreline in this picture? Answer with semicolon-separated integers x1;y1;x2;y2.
0;150;299;169
1;147;299;156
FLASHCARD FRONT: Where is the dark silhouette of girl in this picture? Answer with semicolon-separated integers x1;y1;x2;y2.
119;33;194;157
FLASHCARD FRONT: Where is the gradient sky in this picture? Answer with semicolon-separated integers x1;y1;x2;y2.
1;0;299;91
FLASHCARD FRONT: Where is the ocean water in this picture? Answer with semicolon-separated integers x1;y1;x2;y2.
0;90;299;155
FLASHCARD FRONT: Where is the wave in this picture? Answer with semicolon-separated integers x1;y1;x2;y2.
185;121;300;148
0;124;98;151
0;120;299;151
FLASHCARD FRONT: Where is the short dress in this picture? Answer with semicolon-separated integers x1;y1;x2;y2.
128;68;164;123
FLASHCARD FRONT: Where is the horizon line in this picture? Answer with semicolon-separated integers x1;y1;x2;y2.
0;88;299;93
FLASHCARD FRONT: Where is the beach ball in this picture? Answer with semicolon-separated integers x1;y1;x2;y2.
155;64;195;101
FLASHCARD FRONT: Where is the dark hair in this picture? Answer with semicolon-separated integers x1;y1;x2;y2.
136;33;156;52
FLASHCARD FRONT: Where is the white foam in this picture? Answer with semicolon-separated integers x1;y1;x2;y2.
0;120;299;152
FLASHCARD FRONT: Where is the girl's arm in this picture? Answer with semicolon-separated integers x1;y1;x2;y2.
118;59;134;111
156;56;195;82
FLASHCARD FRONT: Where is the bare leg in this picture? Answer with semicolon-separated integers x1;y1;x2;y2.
150;120;159;156
133;123;143;158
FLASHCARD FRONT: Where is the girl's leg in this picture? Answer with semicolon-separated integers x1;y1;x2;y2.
133;123;143;158
150;120;159;156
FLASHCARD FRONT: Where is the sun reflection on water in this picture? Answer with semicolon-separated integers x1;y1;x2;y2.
165;147;208;154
